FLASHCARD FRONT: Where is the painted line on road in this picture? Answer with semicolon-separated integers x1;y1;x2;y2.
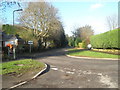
51;67;58;71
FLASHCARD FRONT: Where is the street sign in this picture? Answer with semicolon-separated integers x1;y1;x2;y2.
28;41;33;53
28;41;33;44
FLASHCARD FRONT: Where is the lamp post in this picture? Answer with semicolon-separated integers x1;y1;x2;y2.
13;9;23;27
13;9;23;59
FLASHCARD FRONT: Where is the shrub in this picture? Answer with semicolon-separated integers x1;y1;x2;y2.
82;40;87;49
78;43;82;48
78;41;87;48
68;39;75;47
75;37;82;47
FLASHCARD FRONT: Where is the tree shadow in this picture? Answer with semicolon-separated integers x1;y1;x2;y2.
66;49;89;54
3;47;119;63
2;47;90;62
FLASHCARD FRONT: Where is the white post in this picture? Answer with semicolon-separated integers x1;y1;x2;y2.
13;47;16;59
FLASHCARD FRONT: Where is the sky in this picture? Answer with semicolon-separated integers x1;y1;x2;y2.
1;0;118;36
51;1;118;35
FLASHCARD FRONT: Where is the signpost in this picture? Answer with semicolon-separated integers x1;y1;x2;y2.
28;41;33;53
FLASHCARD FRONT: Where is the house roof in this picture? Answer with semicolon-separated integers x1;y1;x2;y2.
1;32;24;42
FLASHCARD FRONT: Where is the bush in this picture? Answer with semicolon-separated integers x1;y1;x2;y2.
68;39;75;47
90;29;119;49
78;43;82;48
78;40;87;48
82;40;87;48
75;37;82;47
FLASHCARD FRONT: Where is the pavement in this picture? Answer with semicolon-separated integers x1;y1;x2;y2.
2;48;119;89
2;63;47;89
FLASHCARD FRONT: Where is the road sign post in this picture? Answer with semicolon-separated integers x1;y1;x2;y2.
30;44;31;53
28;41;33;53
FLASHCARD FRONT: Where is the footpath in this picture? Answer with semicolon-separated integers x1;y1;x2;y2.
2;63;47;89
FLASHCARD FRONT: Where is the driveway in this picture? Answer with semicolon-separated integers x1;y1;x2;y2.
17;48;118;88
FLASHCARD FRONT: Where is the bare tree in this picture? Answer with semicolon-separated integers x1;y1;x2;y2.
20;3;54;37
73;25;94;44
80;25;94;41
106;14;118;30
0;0;22;23
19;1;65;48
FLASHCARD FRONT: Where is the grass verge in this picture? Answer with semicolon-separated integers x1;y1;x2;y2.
67;49;118;59
0;59;45;75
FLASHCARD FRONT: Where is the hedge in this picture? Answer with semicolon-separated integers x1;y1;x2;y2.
90;29;119;49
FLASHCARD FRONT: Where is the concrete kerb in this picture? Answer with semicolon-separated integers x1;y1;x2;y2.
8;63;48;89
66;55;119;61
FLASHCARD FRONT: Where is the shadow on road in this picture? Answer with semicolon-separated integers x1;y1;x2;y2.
3;47;89;62
66;49;89;54
3;47;88;62
32;48;89;60
39;64;50;76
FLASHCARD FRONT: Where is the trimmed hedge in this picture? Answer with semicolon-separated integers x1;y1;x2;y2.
90;29;119;49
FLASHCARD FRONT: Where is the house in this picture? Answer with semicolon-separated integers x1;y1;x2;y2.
2;32;24;47
1;32;24;58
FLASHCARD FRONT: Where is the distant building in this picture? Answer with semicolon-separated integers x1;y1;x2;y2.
2;32;24;47
1;32;25;58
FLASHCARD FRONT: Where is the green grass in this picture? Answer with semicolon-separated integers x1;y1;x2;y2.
67;49;118;59
0;59;45;75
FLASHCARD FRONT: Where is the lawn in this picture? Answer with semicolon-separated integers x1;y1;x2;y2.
0;59;45;75
67;49;118;59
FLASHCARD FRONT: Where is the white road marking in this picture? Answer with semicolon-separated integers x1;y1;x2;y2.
98;73;103;76
59;70;65;72
51;67;58;71
66;71;74;74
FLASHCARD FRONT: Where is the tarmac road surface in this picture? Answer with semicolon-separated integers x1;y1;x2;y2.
17;48;118;88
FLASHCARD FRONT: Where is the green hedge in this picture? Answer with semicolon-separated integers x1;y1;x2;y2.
90;29;119;49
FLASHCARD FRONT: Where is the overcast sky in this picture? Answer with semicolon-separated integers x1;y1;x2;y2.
1;0;118;36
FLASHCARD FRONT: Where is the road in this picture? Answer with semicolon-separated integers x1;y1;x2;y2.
17;48;118;88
